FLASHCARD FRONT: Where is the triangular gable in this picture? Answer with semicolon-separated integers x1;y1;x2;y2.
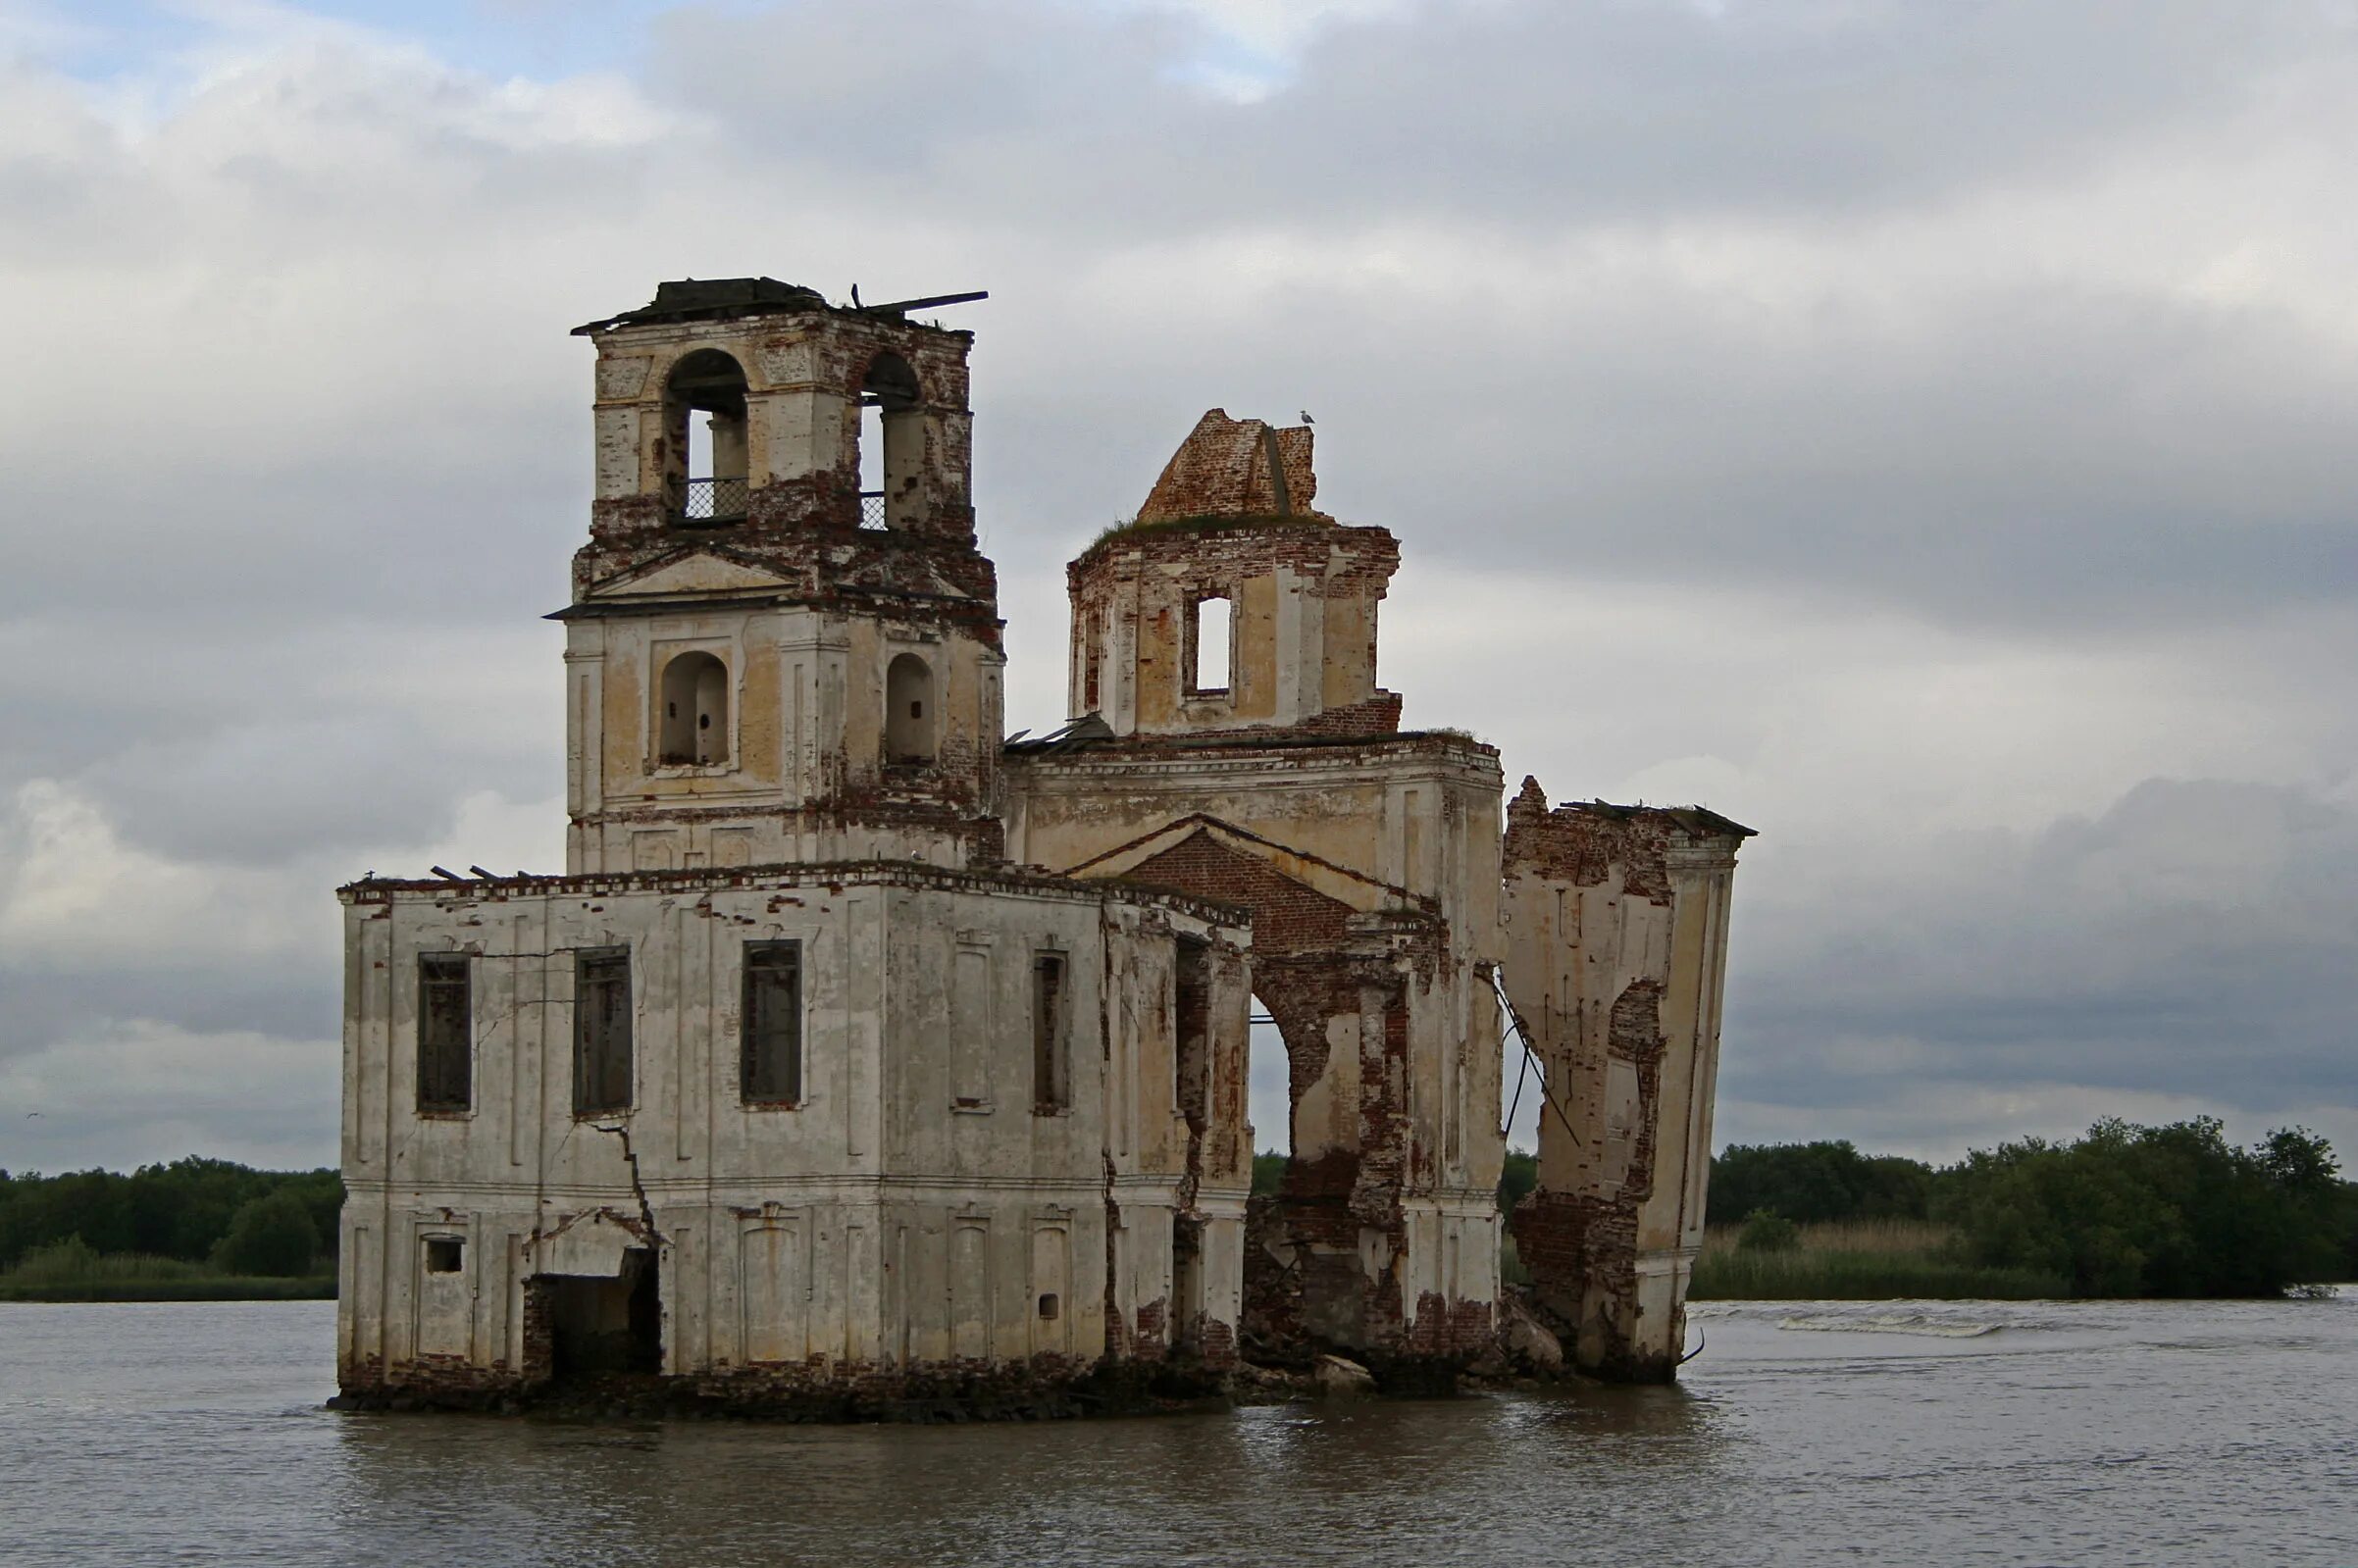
585;549;795;599
1061;813;1419;917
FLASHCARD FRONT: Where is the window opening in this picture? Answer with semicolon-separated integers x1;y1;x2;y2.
1191;594;1232;693
663;348;749;526
659;650;729;767
1038;1292;1060;1320
1032;951;1068;1113
1250;991;1291;1178
574;948;633;1116
859;351;921;529
416;952;472;1113
886;652;935;765
425;1237;464;1274
741;940;803;1105
1175;939;1210;1132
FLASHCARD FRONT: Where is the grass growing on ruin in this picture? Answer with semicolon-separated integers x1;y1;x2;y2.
1688;1218;2068;1300
0;1239;333;1303
1087;512;1330;549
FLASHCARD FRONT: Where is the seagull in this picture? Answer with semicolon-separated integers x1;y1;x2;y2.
1299;410;1314;425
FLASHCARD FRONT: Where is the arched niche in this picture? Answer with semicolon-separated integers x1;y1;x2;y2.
659;650;730;766
886;652;935;765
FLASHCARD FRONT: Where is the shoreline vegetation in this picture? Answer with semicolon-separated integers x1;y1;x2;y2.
11;1117;2352;1306
0;1239;334;1302
1689;1218;2069;1300
0;1159;338;1304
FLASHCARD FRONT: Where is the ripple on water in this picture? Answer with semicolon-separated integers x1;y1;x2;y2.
2;1296;2355;1567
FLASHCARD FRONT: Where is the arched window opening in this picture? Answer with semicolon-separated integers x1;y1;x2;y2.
859;351;921;530
886;652;935;765
1190;593;1232;694
1249;992;1290;1161
664;349;749;526
659;650;730;767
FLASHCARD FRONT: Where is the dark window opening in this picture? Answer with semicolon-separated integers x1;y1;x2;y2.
417;952;472;1113
1172;1216;1204;1352
1038;1292;1060;1320
741;940;803;1105
1033;951;1069;1113
574;948;634;1116
1175;939;1211;1137
425;1236;464;1274
886;653;936;765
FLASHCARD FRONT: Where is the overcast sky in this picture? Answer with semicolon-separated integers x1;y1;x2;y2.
2;0;2352;1176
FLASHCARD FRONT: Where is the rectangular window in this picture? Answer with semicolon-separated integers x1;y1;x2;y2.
741;940;803;1105
424;1237;464;1274
1191;594;1232;692
574;948;634;1116
416;953;472;1113
1033;951;1068;1112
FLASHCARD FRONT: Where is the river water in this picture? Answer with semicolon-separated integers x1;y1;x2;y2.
2;1294;2351;1566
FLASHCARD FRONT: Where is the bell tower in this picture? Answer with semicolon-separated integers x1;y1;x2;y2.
554;278;1005;874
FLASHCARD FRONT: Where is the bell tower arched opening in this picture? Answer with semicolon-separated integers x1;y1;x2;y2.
886;652;935;765
659;650;730;767
860;351;922;531
664;348;749;526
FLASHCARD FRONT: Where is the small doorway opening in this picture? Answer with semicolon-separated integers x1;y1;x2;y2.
541;1249;662;1381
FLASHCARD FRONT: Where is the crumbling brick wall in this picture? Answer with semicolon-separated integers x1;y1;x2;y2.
1499;778;1749;1382
1136;409;1325;523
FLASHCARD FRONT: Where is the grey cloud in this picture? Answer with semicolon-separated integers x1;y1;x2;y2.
1721;777;2358;1143
656;0;2338;226
3;1;2354;1169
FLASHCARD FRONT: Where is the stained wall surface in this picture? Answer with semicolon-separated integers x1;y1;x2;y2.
337;286;1751;1404
1496;782;1748;1379
338;865;1248;1400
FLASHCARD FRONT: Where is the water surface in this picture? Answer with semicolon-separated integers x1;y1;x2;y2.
3;1294;2351;1565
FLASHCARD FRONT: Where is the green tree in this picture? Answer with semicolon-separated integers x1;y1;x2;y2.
1736;1209;1800;1252
211;1190;320;1278
1947;1118;2344;1298
1498;1148;1539;1213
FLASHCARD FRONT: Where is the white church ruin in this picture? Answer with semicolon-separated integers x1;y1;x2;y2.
333;278;1750;1414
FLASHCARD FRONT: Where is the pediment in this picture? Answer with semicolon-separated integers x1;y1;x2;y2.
1063;814;1418;917
586;550;795;599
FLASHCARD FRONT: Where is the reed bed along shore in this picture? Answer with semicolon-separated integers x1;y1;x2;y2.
0;1243;333;1303
1689;1218;2068;1300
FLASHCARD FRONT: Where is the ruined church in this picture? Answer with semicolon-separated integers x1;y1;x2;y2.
334;277;1750;1413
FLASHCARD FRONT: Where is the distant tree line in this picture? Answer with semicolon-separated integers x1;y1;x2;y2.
0;1158;340;1279
1709;1119;2357;1298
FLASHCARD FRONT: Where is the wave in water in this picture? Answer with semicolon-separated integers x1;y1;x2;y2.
1777;1312;2001;1339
